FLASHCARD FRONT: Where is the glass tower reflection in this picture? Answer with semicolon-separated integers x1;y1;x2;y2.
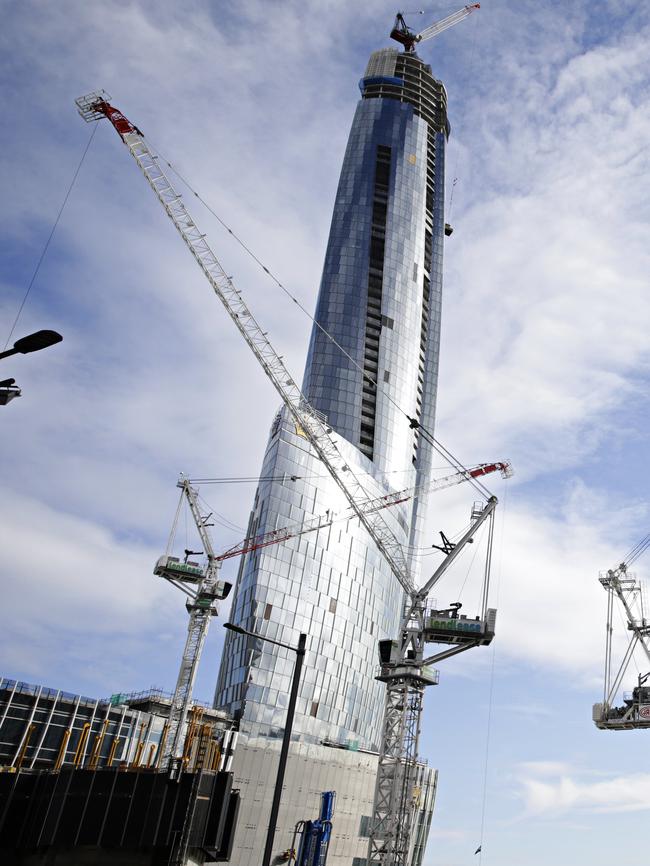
214;47;449;754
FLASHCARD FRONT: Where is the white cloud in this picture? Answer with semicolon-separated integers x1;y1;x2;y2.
517;763;650;815
438;13;650;478
519;760;573;777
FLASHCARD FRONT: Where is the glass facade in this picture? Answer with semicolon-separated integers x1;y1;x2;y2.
215;416;408;751
214;46;448;864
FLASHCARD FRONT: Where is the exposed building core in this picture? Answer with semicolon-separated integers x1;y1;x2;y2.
214;46;450;866
360;144;391;460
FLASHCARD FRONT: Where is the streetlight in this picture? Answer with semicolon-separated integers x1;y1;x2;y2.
0;330;63;405
0;330;63;360
223;622;307;866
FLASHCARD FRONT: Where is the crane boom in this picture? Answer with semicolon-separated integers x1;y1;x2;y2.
75;91;415;595
390;4;479;53
217;461;511;563
417;4;480;44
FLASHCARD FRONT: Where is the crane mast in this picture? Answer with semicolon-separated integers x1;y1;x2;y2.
594;536;650;731
154;477;232;763
75;90;502;866
368;497;498;866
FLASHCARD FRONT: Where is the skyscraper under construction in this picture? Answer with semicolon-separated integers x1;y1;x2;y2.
215;42;452;866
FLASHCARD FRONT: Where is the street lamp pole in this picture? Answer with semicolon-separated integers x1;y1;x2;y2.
224;623;307;866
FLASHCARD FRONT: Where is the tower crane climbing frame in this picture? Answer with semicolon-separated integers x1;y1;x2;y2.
75;87;502;866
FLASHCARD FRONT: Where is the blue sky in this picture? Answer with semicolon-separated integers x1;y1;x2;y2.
2;1;650;864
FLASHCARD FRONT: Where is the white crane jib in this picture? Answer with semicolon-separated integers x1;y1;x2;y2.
390;4;480;53
75;91;415;597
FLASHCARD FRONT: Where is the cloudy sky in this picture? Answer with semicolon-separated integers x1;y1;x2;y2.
2;1;650;864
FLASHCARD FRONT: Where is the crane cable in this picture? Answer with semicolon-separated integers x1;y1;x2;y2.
165;487;185;556
614;601;642;680
187;465;459;484
196;492;246;534
477;480;508;865
622;533;650;568
146;141;493;502
193;469;499;561
608;533;650;690
446;6;480;222
454;519;485;604
3;124;97;350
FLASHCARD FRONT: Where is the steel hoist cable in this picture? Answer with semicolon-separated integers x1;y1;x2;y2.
476;480;509;863
3;125;97;349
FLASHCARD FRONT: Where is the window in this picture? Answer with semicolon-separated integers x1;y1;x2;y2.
359;816;372;838
264;603;273;621
329;597;337;614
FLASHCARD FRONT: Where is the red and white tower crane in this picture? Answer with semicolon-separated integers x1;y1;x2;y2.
390;4;480;54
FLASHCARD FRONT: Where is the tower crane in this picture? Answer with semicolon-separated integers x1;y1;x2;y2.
593;533;650;730
75;91;504;866
368;497;497;866
390;4;480;53
153;476;232;763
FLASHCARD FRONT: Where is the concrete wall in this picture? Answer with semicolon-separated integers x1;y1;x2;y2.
229;738;377;866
